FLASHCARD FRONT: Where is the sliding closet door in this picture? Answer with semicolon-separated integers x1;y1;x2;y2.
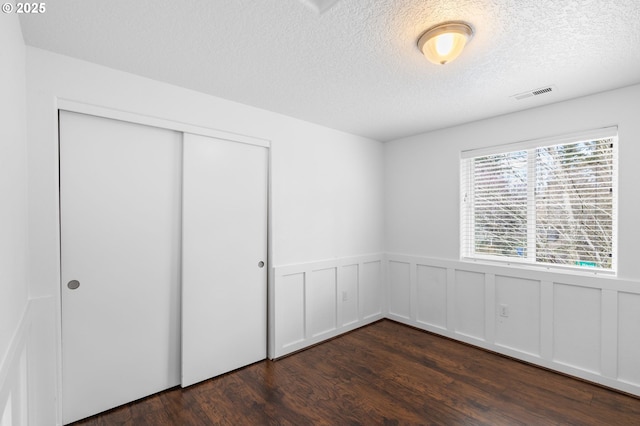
59;111;182;424
181;133;268;387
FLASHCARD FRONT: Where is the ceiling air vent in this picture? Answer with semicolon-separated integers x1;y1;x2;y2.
511;85;557;100
298;0;340;14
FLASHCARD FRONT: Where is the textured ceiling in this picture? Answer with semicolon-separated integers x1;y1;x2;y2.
19;0;640;141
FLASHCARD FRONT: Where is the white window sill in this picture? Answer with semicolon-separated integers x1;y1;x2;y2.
460;256;617;278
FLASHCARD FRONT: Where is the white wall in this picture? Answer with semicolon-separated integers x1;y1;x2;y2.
25;47;384;423
384;84;640;396
26;47;384;297
385;84;640;280
0;7;30;426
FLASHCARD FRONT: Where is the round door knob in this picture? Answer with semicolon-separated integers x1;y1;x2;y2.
68;280;80;290
258;261;265;268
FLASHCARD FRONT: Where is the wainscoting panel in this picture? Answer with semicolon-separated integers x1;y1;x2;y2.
272;254;385;358
339;264;359;327
385;254;640;397
361;261;383;319
618;291;640;386
416;265;447;329
388;261;411;320
275;273;305;351
553;283;601;373
307;268;337;338
494;275;540;356
453;270;485;340
0;303;30;426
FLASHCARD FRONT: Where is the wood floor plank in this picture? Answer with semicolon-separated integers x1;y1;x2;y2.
331;328;538;425
71;320;640;425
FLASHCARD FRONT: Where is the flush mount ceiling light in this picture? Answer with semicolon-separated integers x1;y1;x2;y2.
417;21;474;65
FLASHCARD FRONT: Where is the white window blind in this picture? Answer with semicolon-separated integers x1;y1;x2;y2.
461;128;617;273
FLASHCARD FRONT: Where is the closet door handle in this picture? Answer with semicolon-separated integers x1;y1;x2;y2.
258;261;265;268
68;280;80;290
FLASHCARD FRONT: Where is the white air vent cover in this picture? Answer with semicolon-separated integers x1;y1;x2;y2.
511;85;558;100
298;0;340;14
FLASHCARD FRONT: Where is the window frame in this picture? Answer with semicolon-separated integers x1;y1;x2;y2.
460;127;618;275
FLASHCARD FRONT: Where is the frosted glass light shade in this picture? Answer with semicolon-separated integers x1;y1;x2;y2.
418;22;474;65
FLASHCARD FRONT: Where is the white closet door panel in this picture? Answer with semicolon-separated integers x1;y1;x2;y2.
60;111;182;424
181;133;268;387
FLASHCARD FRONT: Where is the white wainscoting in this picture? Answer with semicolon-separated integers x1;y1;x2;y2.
0;303;30;426
272;254;385;358
386;254;640;397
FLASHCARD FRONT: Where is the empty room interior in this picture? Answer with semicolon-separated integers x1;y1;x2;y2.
2;0;640;424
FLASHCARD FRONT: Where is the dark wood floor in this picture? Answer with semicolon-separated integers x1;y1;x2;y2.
73;320;640;425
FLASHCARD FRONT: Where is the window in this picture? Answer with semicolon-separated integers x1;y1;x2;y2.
461;128;617;273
